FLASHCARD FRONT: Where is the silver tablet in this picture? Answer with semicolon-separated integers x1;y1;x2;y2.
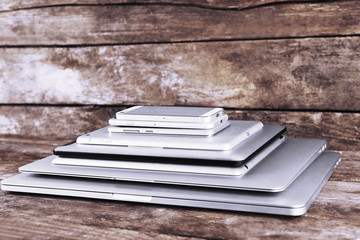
77;120;267;151
55;124;286;164
21;138;325;192
2;152;341;216
109;114;228;129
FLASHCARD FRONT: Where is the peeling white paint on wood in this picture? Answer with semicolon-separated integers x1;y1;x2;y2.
0;37;360;109
0;115;19;134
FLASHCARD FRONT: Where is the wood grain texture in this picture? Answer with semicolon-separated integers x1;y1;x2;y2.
0;0;321;11
322;151;360;183
0;1;359;45
1;37;360;110
0;106;359;151
228;110;360;152
0;140;359;240
0;1;358;238
0;186;358;240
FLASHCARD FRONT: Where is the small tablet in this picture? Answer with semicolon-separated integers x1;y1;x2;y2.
77;120;264;151
108;120;230;136
108;114;228;129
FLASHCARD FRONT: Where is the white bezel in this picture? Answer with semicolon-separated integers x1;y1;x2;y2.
116;106;225;123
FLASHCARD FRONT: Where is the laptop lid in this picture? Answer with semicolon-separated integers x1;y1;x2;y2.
1;152;341;216
23;136;285;177
20;138;326;192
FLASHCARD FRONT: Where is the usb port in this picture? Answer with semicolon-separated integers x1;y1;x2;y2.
124;130;140;133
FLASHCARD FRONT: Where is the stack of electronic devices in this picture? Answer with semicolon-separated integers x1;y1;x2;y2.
1;106;341;216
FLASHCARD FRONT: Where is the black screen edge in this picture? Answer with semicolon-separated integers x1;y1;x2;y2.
53;127;286;167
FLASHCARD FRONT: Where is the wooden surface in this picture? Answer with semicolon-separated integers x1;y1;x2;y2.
0;0;359;239
1;138;359;239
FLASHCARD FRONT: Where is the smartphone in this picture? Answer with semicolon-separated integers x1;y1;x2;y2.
116;106;225;123
109;114;228;129
108;120;230;136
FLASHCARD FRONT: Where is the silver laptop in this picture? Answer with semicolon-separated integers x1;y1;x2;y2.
51;136;285;176
20;138;326;192
1;152;341;216
55;124;286;165
23;136;284;177
76;120;265;151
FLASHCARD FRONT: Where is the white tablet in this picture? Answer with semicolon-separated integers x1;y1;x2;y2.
77;120;264;151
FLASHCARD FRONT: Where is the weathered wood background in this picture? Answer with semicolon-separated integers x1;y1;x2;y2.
0;0;359;239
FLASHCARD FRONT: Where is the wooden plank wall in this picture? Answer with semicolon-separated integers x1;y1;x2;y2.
1;2;360;239
0;0;359;151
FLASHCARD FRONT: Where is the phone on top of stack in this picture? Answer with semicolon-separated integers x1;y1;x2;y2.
1;105;340;216
110;106;229;134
